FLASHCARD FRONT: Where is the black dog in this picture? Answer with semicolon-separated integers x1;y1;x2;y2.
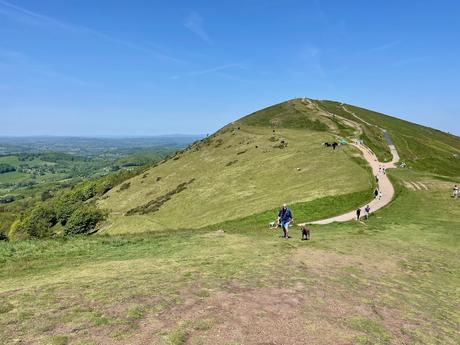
300;225;310;240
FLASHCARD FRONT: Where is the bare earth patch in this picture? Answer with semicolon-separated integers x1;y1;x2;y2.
125;277;412;345
292;248;401;278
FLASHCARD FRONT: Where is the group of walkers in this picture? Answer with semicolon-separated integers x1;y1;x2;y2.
274;157;395;239
373;165;386;200
356;204;371;221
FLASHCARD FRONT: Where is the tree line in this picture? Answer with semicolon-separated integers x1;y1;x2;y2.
5;167;146;240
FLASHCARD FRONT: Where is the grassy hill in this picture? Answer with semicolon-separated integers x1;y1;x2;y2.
99;98;459;234
1;98;459;344
315;100;460;176
99;99;376;234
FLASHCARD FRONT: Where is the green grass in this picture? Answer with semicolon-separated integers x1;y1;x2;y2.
99;125;371;234
212;189;373;230
0;155;53;167
315;100;392;161
324;101;460;176
1;98;459;344
0;170;29;184
1;169;459;344
348;316;391;345
237;99;329;131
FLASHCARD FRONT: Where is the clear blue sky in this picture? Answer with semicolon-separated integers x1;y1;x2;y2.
1;0;459;136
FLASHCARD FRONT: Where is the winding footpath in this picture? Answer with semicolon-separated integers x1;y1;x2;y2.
300;135;400;225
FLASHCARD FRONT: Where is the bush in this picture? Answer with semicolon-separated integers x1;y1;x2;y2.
64;206;106;236
0;163;16;174
40;190;53;201
118;182;130;191
54;196;80;226
7;220;26;241
0;195;16;204
0;230;7;241
16;205;58;239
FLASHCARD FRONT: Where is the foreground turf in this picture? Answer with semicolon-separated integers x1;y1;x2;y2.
0;169;458;344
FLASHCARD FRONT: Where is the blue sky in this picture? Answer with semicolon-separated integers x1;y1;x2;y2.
1;0;459;136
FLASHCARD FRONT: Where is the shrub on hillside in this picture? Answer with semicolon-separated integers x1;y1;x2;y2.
0;230;7;241
15;205;58;239
5;164;145;241
118;182;130;191
54;196;80;226
40;190;53;201
0;163;16;174
64;206;106;236
0;195;16;204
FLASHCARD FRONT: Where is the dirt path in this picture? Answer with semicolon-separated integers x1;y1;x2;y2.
300;141;400;225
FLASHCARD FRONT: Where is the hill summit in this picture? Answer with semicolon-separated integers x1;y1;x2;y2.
98;98;460;234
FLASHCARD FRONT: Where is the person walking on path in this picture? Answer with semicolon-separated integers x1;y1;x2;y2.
365;205;371;219
356;208;361;220
374;188;379;199
378;190;383;200
453;185;459;198
278;203;293;239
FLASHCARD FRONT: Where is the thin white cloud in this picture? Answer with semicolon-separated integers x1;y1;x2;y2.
0;0;185;64
189;63;240;76
365;40;400;54
184;11;212;44
170;63;245;79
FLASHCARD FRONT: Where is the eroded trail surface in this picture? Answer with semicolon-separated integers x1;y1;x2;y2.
301;129;400;225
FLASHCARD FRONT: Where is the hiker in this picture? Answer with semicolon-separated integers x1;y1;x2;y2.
374;189;379;199
356;208;361;220
453;185;459;198
375;175;379;183
365;205;371;219
378;190;383;200
278;203;293;239
383;167;387;175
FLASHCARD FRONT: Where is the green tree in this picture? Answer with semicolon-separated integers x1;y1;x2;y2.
64;206;106;236
16;205;58;239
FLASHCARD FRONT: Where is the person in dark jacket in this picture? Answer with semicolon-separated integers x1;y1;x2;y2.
278;203;293;239
364;205;371;219
356;208;361;220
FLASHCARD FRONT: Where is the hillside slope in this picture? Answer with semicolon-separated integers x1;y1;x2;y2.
315;100;460;176
98;98;460;234
98;99;375;234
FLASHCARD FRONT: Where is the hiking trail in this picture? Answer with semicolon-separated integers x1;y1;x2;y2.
299;124;400;225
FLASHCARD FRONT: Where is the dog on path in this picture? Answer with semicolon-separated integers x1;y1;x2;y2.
300;225;311;240
269;221;278;228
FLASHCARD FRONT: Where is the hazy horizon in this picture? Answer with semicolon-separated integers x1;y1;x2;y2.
0;133;204;138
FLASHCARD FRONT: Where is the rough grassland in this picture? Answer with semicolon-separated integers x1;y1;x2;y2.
99;125;371;234
318;100;460;176
0;169;458;344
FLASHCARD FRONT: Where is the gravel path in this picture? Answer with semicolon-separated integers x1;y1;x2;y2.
300;141;400;225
